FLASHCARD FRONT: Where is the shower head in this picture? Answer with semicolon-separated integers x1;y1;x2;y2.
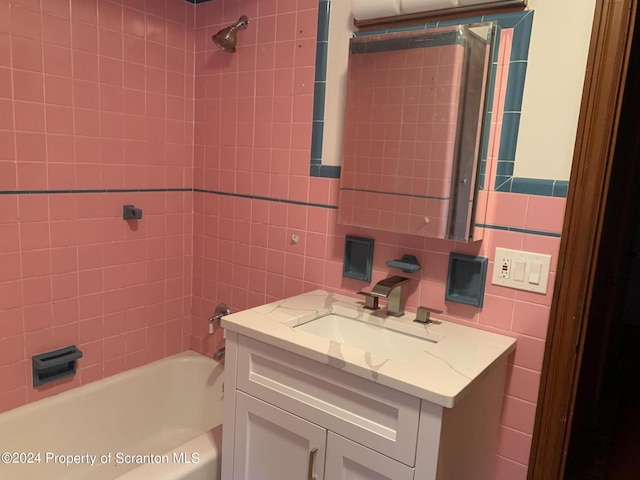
212;15;249;53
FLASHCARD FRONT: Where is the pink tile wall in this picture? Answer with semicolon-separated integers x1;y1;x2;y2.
191;3;565;478
0;0;565;477
0;0;195;412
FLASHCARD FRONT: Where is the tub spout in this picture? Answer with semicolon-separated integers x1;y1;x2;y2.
213;347;225;361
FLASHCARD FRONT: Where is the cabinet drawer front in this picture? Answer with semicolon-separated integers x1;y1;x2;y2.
237;336;420;466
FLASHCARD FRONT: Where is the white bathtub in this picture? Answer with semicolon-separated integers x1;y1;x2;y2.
0;351;223;480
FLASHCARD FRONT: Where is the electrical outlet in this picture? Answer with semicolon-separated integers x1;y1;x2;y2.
492;247;552;294
500;257;512;279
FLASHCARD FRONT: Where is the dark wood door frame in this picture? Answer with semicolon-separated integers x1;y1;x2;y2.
528;0;638;478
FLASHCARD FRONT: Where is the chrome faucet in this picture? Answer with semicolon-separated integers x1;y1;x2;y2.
209;303;230;362
358;276;410;317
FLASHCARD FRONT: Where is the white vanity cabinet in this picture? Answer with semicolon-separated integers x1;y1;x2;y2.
221;331;509;480
232;392;411;480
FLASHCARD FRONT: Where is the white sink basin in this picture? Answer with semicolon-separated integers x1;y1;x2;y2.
294;313;442;362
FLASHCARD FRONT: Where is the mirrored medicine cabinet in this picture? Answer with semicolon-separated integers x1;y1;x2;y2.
337;22;496;242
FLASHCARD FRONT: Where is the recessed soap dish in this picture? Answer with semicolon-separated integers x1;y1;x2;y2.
445;253;488;307
342;235;374;282
32;345;83;387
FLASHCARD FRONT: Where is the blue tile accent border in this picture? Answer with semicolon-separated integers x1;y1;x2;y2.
496;160;514;176
498;112;521;161
476;223;562;238
308;8;568;199
488;11;567;197
1;188;561;235
511;177;553;196
310;0;338;178
308;9;569;199
314;42;328;83
0;188;338;210
193;189;338;209
317;0;330;42
504;62;527;111
310;164;341;178
552;180;569;198
496;177;569;197
0;188;192;195
340;187;449;201
311;120;324;160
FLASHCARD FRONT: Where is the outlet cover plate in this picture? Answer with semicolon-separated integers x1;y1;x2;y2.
491;247;552;294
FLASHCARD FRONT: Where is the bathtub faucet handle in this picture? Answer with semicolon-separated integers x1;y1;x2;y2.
208;303;231;334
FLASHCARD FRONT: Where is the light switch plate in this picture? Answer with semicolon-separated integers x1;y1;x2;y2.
491;247;552;294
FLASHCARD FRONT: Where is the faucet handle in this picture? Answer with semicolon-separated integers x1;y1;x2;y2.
414;306;443;324
356;291;380;310
208;303;231;334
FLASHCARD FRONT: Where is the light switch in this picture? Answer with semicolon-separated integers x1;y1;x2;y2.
513;261;526;282
529;262;542;285
492;248;552;294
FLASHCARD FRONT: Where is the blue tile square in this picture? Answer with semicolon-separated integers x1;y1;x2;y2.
317;1;330;42
504;62;527;112
495;176;512;192
498;112;521;161
511;177;554;196
311;164;341;178
553;180;569;198
496;160;514;176
510;11;534;61
310;120;324;161
491;27;502;64
313;82;326;121
485;63;497;113
485;11;527;29
314;42;328;82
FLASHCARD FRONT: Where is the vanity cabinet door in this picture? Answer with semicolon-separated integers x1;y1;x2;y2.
325;432;415;480
233;391;326;480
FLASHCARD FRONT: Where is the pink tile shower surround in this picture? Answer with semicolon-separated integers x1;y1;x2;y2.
0;1;566;478
0;0;195;409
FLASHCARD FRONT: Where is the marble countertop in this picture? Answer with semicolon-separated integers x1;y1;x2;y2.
221;290;516;408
